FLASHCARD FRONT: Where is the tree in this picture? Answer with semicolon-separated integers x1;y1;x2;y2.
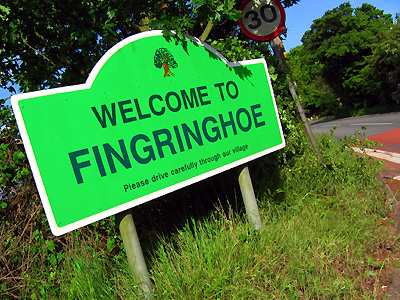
293;2;395;113
364;19;400;104
154;47;178;77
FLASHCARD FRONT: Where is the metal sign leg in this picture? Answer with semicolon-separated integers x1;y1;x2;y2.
238;164;262;230
117;210;153;299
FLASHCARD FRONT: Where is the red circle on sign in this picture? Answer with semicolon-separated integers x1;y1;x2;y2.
238;0;286;41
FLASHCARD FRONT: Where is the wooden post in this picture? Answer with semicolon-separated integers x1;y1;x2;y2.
117;210;152;299
238;164;262;230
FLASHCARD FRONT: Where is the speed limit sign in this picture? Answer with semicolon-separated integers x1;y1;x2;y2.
238;0;286;41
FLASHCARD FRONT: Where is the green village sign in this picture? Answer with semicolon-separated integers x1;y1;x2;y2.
12;30;285;236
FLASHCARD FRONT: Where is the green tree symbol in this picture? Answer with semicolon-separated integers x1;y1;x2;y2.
154;48;178;77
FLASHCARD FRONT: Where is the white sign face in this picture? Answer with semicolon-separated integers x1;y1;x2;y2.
238;0;286;41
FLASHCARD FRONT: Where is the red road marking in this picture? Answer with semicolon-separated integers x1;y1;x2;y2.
365;127;400;154
359;127;400;195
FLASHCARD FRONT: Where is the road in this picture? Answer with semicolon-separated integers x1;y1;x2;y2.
309;112;400;140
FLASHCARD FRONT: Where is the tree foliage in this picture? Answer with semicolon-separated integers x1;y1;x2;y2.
365;19;400;104
0;0;300;93
289;2;398;116
287;45;337;116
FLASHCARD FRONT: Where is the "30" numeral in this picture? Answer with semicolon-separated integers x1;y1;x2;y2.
244;4;277;29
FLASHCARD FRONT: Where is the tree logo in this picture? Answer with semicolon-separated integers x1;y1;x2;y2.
154;48;178;77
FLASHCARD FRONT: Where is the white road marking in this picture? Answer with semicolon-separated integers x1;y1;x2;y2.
353;147;400;164
350;123;393;126
353;148;400;181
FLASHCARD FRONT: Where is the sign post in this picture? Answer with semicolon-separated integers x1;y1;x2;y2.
268;36;319;153
238;164;262;230
116;210;152;298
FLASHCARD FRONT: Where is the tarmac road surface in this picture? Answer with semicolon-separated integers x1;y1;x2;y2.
310;112;400;140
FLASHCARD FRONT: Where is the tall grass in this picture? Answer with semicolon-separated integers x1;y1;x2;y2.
150;198;386;299
57;134;392;299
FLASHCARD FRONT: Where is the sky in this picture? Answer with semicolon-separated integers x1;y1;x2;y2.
284;0;400;51
1;0;399;100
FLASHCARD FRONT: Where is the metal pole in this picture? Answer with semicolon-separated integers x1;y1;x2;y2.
269;36;320;154
199;21;213;42
288;79;319;152
238;164;262;231
117;210;152;299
